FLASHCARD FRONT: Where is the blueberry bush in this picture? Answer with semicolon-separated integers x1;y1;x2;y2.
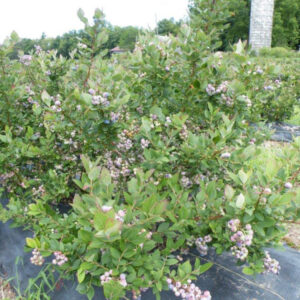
0;2;299;300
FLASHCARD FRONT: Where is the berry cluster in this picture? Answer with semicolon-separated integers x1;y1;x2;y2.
100;270;113;285
167;278;211;300
30;248;45;266
139;229;153;239
117;130;133;151
206;81;228;95
51;95;62;112
206;84;216;96
221;93;234;106
263;251;280;274
181;174;192;188
179;124;189;140
228;220;253;260
32;185;45;196
19;55;32;66
195;235;212;256
104;151;133;180
92;95;109;106
34;45;42;54
115;209;126;222
119;273;127;287
52;251;68;266
140;138;150;149
110;112;120;122
240;95;252;107
100;271;128;288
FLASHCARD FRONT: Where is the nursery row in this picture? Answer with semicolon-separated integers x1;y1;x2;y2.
0;4;299;300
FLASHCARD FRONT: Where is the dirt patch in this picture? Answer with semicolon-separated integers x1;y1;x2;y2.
284;224;300;250
263;141;288;148
0;277;15;300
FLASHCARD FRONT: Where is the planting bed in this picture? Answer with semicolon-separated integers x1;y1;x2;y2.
1;5;300;300
0;216;300;300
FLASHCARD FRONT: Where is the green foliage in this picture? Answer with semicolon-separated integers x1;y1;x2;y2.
189;0;231;49
259;47;300;58
6;18;140;59
0;7;300;300
118;26;140;51
7;257;58;300
288;107;300;125
155;18;182;36
220;0;300;50
272;0;300;49
221;0;251;50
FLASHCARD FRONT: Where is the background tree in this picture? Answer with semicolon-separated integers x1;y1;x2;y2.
7;0;300;58
118;26;140;51
221;0;299;50
221;0;251;50
155;18;182;36
272;0;300;49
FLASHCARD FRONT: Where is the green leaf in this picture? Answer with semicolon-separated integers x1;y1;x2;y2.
143;240;156;252
253;224;265;237
80;93;92;105
81;155;91;172
78;230;93;243
166;259;178;265
242;267;254;275
10;31;19;42
96;31;108;46
128;178;138;194
156;281;162;291
141;118;152;133
88;167;101;181
142;194;157;213
116;94;130;106
198;262;213;274
77;268;86;283
227;172;241;185
87;287;95;300
238;170;248;185
103;281;125;300
77;9;88;25
181;260;192;274
41;90;51;107
100;168;111;186
236;193;245;209
26;238;37;248
94;211;109;231
110;248;121;259
0;135;8;143
207;182;217;201
224;185;235;200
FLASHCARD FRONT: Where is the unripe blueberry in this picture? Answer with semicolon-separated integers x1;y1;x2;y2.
88;88;95;95
284;182;293;189
221;152;231;158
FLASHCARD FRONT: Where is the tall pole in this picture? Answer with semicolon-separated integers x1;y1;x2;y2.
249;0;275;51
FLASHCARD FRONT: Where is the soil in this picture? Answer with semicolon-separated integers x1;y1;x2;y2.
284;224;300;250
0;277;15;300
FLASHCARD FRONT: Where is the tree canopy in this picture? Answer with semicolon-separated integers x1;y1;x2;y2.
6;0;300;59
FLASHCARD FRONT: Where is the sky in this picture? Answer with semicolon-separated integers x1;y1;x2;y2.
0;0;190;42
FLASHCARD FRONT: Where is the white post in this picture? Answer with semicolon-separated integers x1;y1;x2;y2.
249;0;275;51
